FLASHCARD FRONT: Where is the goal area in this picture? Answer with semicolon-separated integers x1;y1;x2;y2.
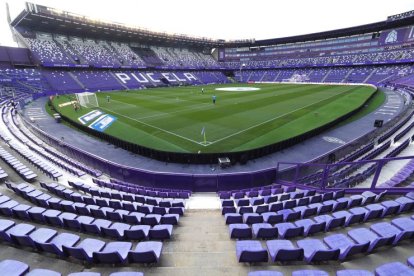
76;92;99;108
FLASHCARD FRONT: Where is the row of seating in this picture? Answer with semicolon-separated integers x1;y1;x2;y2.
224;191;394;226
0;218;162;264
0;191;173;240
228;195;413;239
248;256;414;276
218;184;296;199
97;178;191;199
8;142;62;181
0;259;143;276
9;109;102;178
0;146;36;182
68;181;186;208
39;182;184;217
8;183;180;227
236;215;414;263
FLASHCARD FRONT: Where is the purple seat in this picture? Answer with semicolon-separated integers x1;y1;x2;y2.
0;259;29;276
81;219;111;234
42;209;63;226
292;270;329;276
12;204;31;219
336;270;373;276
225;213;243;224
101;222;130;240
123;212;144;224
294;206;317;218
275;222;304;239
375;262;414;276
297;238;340;263
142;214;161;226
27;207;46;223
243;213;263;224
149;224;173;240
93;241;132;264
395;197;414;213
109;272;143;276
294;219;325;236
277;209;300;221
409;256;414;268
1;223;35;243
252;223;278;239
248;271;283;276
324;233;369;261
380;200;400;217
266;239;303;262
11;227;57;248
364;204;384;221
333;210;364;227
35;233;80;257
0;219;16;235
124;225;150;240
309;203;332;215
391;217;414;232
0;200;19;216
236;240;268;263
66;216;94;230
361;191;377;205
262;212;283;224
229;223;251;239
348;228;394;252
314;214;345;231
370;222;413;245
63;238;106;263
26;269;61;276
128;241;162;263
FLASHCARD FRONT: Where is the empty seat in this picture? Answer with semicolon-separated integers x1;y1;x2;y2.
128;241;163;263
36;233;80;257
375;262;414;276
236;240;268;263
63;238;106;263
297;238;340;263
229;223;251;239
370;222;413;245
252;223;277;239
275;222;304;239
266;239;304;262
0;259;29;276
348;228;394;252
323;233;369;261
93;241;132;264
294;219;325;236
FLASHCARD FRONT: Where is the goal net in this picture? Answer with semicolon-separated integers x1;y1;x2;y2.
76;92;99;108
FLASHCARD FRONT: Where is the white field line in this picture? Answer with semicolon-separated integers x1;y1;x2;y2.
209;90;351;145
98;106;204;146
103;97;212;121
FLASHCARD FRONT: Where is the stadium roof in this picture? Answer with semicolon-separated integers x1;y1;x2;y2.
10;2;414;48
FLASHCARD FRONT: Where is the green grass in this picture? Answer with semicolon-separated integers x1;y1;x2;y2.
50;83;379;153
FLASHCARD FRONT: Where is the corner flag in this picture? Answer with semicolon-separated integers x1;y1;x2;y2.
201;127;206;144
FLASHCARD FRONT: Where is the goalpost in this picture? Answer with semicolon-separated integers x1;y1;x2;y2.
75;92;99;108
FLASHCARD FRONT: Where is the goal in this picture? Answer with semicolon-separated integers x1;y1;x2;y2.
76;92;99;108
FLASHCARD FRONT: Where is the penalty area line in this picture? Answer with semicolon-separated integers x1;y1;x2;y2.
98;106;202;146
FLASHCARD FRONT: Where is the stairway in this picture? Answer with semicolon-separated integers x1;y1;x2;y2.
68;72;86;90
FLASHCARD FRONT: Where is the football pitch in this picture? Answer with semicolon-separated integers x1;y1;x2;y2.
51;83;381;153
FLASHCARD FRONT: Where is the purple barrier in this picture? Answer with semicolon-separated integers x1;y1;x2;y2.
278;155;414;194
21;116;278;192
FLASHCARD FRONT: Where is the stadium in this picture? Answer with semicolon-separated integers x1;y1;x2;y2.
0;0;414;275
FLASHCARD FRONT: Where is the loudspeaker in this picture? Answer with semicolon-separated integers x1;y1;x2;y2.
374;120;383;128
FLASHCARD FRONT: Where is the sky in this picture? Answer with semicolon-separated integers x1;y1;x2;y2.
0;0;414;47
